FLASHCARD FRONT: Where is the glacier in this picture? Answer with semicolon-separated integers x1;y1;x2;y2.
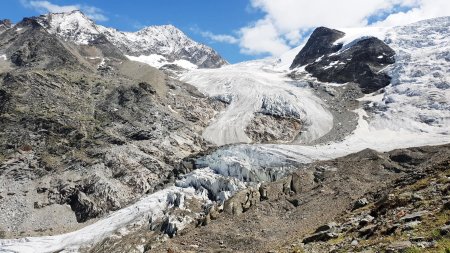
182;16;450;168
1;17;450;253
181;60;334;146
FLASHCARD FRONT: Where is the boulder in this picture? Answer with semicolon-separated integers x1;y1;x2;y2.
400;211;429;223
440;224;450;236
353;198;369;210
358;224;377;237
315;222;339;233
259;176;292;201
386;241;412;252
303;231;339;243
224;187;260;216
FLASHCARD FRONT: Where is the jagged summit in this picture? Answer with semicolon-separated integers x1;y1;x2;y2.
34;10;227;68
36;10;99;45
0;19;12;34
99;22;227;68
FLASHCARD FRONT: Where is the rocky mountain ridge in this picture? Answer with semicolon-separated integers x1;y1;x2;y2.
35;10;227;68
0;19;12;34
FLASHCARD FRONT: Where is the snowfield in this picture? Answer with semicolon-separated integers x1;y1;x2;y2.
1;17;450;253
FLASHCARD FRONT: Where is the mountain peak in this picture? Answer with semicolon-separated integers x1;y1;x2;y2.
32;10;227;68
43;10;93;25
0;19;12;27
0;19;12;34
46;9;88;19
33;10;99;45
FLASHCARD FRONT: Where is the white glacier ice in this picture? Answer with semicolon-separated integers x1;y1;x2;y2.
0;187;198;253
181;60;334;145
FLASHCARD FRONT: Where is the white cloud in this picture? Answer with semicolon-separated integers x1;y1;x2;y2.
21;0;108;21
373;0;450;26
240;18;290;55
200;30;239;44
79;5;108;22
27;1;78;13
237;0;450;56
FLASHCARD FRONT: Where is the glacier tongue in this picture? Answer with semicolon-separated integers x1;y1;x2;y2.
181;60;334;146
0;158;284;252
0;187;199;253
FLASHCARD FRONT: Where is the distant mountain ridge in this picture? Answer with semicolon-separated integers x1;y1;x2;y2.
34;10;227;68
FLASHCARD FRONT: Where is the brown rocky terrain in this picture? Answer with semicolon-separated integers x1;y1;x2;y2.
0;15;226;237
143;144;450;253
245;113;302;144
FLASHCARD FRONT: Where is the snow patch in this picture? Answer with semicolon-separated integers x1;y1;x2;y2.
126;54;168;68
335;26;390;47
323;60;340;70
127;54;198;70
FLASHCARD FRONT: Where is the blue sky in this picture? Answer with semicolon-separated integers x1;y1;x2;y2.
2;0;450;63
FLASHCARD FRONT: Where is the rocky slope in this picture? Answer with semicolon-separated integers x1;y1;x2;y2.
36;10;227;69
109;144;450;252
0;14;225;238
298;156;450;253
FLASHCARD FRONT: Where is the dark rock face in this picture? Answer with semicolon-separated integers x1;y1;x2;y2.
290;27;345;68
0;89;10;113
305;37;395;93
290;26;396;94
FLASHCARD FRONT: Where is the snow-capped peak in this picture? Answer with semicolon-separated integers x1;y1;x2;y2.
37;10;101;44
97;23;227;68
35;11;227;68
